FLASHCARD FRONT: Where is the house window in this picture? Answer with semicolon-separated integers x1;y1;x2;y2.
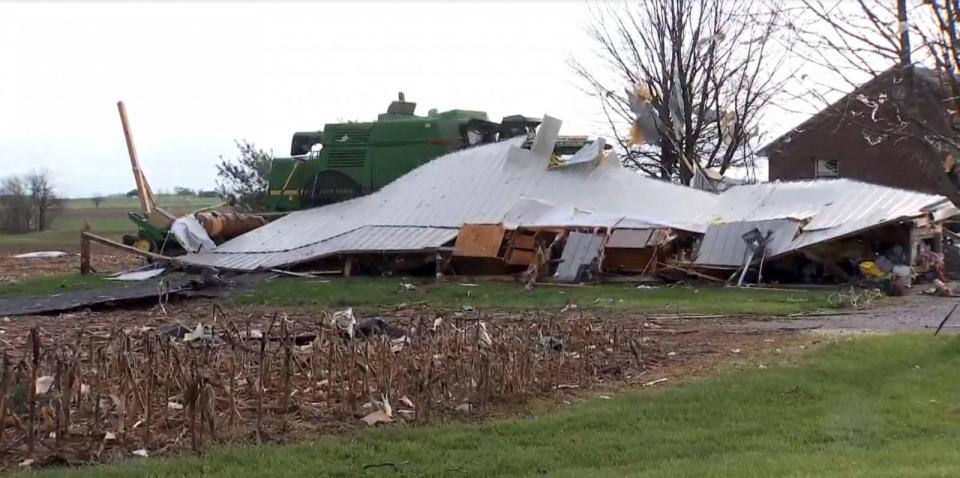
815;158;839;178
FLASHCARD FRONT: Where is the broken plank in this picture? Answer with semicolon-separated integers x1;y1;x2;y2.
81;231;179;264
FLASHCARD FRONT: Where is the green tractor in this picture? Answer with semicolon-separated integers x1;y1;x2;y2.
268;93;598;211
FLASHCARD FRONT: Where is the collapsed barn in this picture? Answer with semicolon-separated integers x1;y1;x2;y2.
170;117;958;286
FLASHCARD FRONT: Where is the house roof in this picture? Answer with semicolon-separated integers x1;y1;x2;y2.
758;65;946;157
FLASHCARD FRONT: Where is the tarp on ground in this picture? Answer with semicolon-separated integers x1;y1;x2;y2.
180;116;960;271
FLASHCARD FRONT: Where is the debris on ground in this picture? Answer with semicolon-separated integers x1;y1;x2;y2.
331;307;356;339
154;118;957;290
12;251;70;259
0;300;807;471
539;335;566;352
107;267;166;281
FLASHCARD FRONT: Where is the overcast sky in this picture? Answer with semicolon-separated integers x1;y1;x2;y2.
0;1;813;198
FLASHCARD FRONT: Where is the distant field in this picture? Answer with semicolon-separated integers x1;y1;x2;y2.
0;195;221;249
61;195;221;210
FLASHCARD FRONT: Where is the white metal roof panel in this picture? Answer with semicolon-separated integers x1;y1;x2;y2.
182;125;721;271
181;118;959;272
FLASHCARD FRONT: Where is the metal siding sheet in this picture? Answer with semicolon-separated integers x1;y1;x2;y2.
694;219;802;267
556;232;604;282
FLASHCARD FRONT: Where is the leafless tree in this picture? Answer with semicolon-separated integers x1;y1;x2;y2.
91;195;104;208
26;171;61;232
794;0;960;205
0;176;32;234
572;0;792;184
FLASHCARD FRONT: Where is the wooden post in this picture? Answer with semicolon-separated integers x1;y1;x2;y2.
80;233;91;275
118;101;154;216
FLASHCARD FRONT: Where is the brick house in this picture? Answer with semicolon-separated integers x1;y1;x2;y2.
761;67;956;195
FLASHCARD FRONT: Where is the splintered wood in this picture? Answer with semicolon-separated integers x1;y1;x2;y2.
0;308;670;470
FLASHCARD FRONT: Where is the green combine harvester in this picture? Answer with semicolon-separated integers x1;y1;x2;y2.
114;96;600;255
268;93;599;211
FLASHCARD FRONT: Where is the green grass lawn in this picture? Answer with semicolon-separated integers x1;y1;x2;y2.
238;277;836;315
27;334;960;477
1;275;833;316
0;216;132;247
0;196;221;247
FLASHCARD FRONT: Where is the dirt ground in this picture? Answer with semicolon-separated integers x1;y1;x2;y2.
1;256;953;470
0;245;142;283
0;298;817;471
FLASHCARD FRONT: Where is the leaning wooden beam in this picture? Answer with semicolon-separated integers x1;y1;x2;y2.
656;262;725;283
80;231;179;275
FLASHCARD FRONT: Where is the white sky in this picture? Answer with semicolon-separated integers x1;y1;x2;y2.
0;1;813;198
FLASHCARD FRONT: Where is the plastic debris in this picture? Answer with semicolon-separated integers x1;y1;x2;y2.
331;308;356;339
132;449;149;458
183;323;205;342
361;410;393;426
356;317;404;338
107;268;166;281
13;251;68;259
560;303;578;313
104;431;117;441
390;336;409;353
478;321;493;348
35;376;54;395
18;459;34;467
167;401;184;410
539;335;566;352
859;261;885;279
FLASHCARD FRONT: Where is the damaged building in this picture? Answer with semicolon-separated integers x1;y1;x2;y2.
177;117;959;285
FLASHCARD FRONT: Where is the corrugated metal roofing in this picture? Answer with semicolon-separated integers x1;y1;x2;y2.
182;125;720;271
182;226;458;270
555;232;604;281
713;179;957;252
694;219;802;268
181;117;960;272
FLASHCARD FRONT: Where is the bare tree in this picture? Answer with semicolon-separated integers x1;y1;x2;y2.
0;176;32;234
794;0;960;205
216;140;273;210
572;0;792;184
91;195;104;208
26;171;61;231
